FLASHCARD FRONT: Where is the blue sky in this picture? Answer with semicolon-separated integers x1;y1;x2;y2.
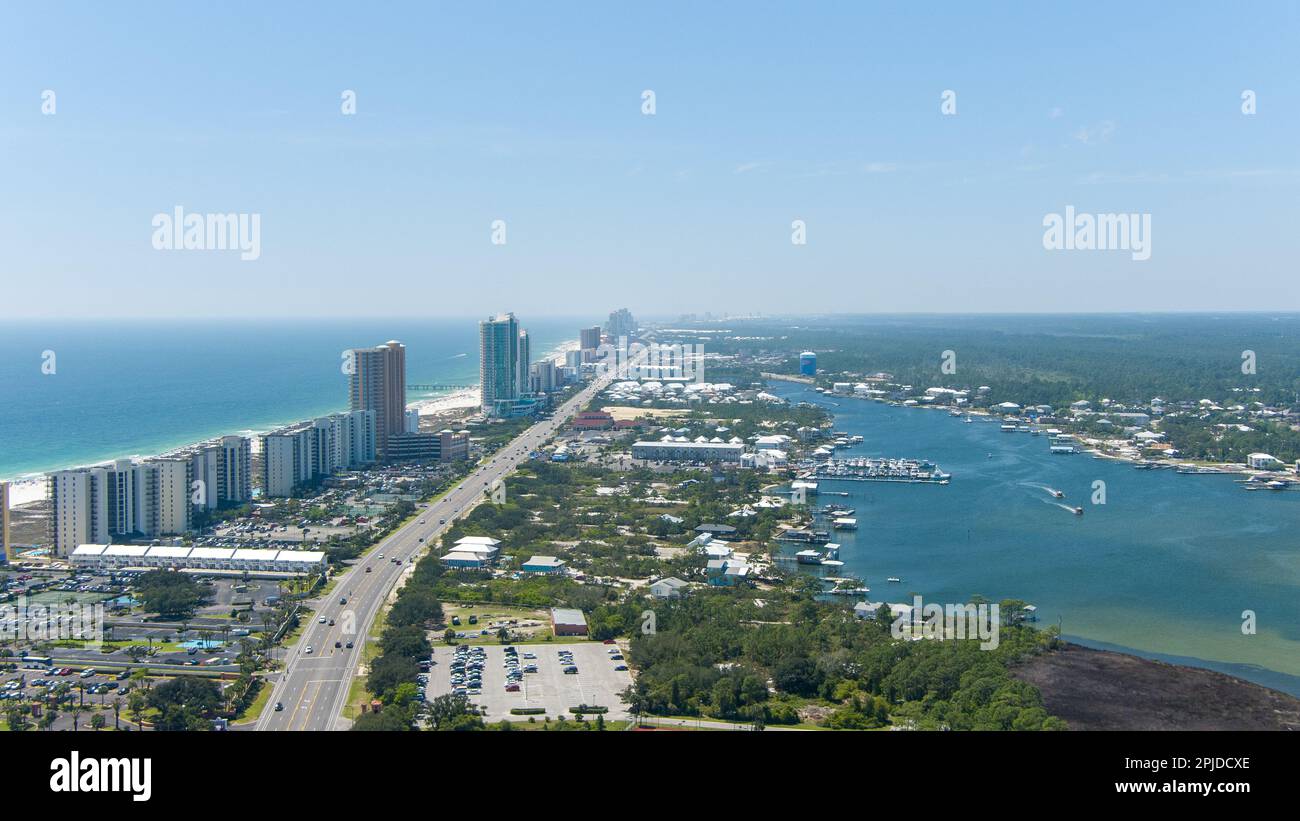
1;1;1297;318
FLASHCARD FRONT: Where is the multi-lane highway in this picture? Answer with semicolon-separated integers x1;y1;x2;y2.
255;371;617;731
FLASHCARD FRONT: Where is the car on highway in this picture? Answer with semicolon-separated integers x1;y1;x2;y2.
366;566;372;573
274;702;283;711
335;641;342;648
305;646;313;654
318;616;327;624
345;641;353;649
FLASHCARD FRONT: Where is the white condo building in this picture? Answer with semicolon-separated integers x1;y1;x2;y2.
260;410;375;498
50;458;193;556
188;435;252;510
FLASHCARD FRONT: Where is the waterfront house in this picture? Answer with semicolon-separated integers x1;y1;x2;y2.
1247;453;1283;470
853;601;886;619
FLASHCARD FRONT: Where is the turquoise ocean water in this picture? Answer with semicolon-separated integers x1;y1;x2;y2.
0;318;584;480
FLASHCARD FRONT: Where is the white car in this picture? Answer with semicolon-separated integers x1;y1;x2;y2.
305;646;314;654
318;616;327;624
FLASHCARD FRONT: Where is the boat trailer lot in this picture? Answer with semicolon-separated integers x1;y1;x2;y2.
427;642;633;721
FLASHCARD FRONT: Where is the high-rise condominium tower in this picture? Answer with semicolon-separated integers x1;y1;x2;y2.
480;313;523;416
349;340;406;459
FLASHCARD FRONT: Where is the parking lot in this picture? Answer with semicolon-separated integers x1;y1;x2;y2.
425;642;633;721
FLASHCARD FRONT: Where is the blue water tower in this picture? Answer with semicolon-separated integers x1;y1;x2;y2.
799;351;817;376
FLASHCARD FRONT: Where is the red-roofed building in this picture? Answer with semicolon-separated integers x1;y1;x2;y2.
572;410;614;430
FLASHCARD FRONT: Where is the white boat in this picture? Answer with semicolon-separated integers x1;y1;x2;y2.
887;576;901;583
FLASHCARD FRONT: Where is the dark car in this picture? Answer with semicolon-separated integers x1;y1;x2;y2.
274;702;284;711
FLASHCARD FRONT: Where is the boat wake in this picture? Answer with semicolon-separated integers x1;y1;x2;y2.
1023;482;1065;499
1043;500;1083;515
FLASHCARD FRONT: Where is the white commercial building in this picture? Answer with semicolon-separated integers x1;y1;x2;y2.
69;544;325;575
631;439;744;463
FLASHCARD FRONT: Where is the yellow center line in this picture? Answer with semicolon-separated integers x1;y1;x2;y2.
287;679;320;731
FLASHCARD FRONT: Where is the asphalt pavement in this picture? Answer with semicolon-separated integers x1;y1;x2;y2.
255;372;617;731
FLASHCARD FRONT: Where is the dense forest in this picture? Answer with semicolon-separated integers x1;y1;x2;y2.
613;582;1064;730
688;314;1300;408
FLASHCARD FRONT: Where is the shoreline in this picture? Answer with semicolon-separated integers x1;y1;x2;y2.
3;339;581;511
804;380;1285;483
778;378;1300;699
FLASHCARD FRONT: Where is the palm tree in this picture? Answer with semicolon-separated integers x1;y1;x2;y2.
127;691;146;731
112;697;122;730
71;706;82;731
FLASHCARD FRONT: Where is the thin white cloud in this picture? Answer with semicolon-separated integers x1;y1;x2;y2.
1073;120;1116;144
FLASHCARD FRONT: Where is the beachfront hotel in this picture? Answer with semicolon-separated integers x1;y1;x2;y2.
187;434;253;510
349;340;406;458
49;458;193;555
580;325;602;353
260;409;376;498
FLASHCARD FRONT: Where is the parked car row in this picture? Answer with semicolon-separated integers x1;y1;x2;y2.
449;645;486;696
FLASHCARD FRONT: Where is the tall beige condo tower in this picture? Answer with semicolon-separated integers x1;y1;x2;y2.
1;481;11;563
349;340;407;459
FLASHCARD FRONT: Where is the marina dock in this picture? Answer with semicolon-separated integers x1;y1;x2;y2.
809;457;950;484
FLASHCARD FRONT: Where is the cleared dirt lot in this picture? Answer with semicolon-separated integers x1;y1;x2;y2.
428;642;633;721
